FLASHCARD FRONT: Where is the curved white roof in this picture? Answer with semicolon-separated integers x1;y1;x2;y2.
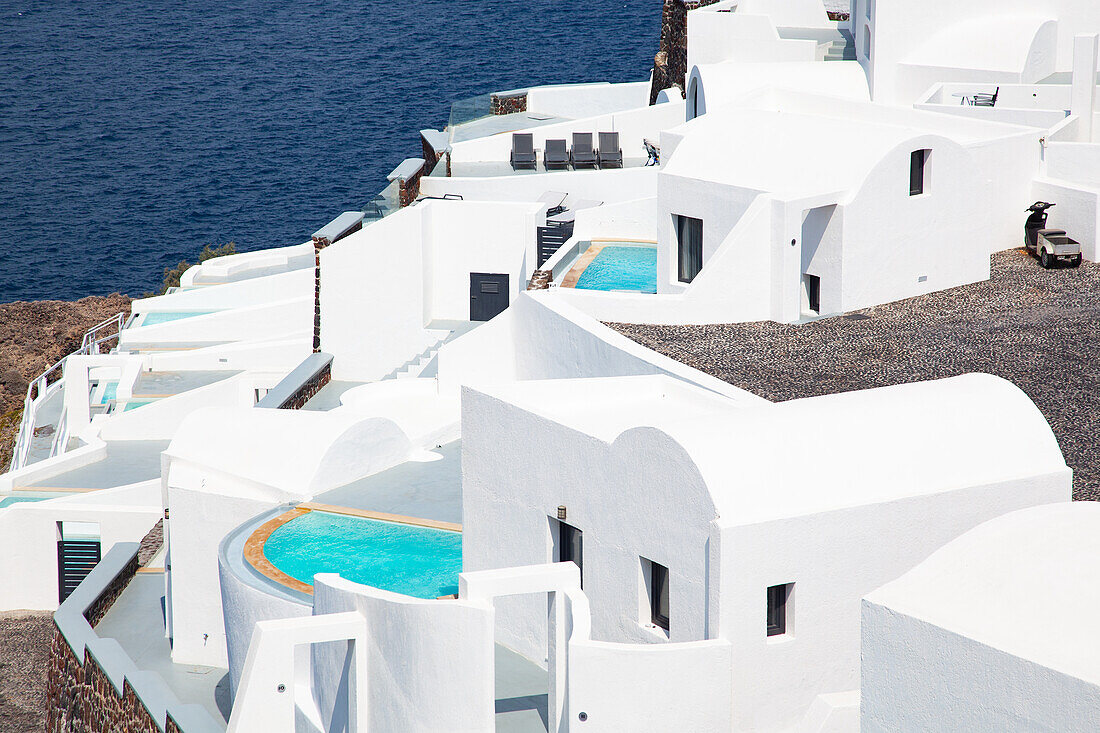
904;15;1053;72
663;106;923;195
654;374;1068;525
166;406;414;498
866;502;1099;684
688;61;871;112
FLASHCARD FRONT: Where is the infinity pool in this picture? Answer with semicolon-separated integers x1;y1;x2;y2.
141;311;215;326
262;510;462;599
573;244;657;293
0;492;68;508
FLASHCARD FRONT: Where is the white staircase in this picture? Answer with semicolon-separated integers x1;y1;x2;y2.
825;30;857;61
381;322;479;381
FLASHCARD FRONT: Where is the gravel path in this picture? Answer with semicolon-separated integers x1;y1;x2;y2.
612;250;1100;501
0;611;53;733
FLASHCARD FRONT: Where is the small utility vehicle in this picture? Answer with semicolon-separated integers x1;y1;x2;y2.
1025;201;1081;269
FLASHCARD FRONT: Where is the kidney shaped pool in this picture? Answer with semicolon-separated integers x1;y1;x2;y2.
259;509;462;599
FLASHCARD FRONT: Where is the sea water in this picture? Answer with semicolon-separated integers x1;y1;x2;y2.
0;1;659;302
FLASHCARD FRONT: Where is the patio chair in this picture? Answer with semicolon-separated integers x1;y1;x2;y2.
544;139;570;170
510;133;537;170
570;133;598;169
597;132;623;169
971;87;999;107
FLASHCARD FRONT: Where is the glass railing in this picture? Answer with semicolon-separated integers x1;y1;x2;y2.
361;179;401;222
447;93;492;130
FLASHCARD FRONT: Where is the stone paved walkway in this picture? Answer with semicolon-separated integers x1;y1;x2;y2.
612;250;1100;501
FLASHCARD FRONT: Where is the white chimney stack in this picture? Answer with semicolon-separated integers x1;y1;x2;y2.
1070;34;1098;143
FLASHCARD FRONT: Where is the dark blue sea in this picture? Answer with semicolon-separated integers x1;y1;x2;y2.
0;1;659;302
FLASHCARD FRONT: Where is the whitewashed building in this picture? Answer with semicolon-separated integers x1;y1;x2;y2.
862;502;1100;732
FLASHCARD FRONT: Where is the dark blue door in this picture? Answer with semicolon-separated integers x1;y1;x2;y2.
470;273;509;321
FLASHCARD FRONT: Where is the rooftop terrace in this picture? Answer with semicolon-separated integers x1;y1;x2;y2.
612;249;1100;500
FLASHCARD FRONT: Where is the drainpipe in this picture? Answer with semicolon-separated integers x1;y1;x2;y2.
1070;34;1098;143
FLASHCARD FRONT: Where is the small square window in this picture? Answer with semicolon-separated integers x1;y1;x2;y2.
910;149;931;196
643;559;670;631
555;520;583;587
676;215;703;283
767;583;793;637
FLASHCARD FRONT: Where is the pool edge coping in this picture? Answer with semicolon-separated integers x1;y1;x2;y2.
242;503;463;598
560;239;658;289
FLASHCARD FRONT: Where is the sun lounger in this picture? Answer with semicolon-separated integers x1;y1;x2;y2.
597;132;623;169
544;139;570;170
510;133;537;170
570;133;598;169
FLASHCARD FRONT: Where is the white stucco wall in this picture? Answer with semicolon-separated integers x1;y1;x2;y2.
134;268;313;315
461;380;729;662
862;503;1100;732
419;166;657;207
837;136;990;312
312;575;495;733
436;292;763;405
0;483;162;610
449;102;686;166
320;200;542;382
1033;176;1100;261
218;546;310;697
861;0;1100;103
525;81;651;118
164;407;416;667
118;296;311;347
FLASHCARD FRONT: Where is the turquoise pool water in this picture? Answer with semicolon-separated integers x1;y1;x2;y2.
574;244;657;293
98;380;119;405
0;493;66;508
263;511;462;599
141;311;214;326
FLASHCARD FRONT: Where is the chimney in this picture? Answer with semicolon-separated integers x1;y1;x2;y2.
1070;34;1098;143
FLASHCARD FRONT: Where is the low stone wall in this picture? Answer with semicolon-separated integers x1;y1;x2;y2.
45;524;211;733
278;360;331;410
47;635;187;733
490;91;527;115
649;0;719;104
527;270;553;291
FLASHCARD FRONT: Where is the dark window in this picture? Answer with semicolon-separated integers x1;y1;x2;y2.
806;275;820;314
676;215;703;283
767;583;792;637
558;521;583;587
910;149;930;196
649;561;670;631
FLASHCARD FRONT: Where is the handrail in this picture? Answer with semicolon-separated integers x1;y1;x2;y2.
10;311;126;471
79;312;126;355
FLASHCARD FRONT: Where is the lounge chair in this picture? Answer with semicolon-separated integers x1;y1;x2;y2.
544;139;570;170
971;87;999;107
597;132;623;169
570;133;598;169
510;133;536;170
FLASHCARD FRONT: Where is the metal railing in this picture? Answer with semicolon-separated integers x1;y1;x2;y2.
9;312;128;472
79;312;126;355
10;360;65;471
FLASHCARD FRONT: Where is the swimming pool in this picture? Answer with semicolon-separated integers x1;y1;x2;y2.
260;509;462;599
0;492;68;508
140;311;215;326
572;244;657;293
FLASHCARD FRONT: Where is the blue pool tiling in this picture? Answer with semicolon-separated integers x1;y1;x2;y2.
263;511;462;599
574;244;657;293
